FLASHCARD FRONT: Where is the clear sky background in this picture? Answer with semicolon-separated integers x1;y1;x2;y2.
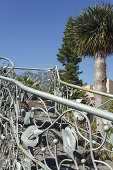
0;0;113;85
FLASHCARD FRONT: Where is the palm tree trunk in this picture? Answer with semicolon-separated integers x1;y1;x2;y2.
94;51;107;135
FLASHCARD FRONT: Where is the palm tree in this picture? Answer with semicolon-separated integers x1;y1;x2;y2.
73;2;113;134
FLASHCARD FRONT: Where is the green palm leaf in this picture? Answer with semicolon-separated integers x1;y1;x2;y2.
74;2;113;56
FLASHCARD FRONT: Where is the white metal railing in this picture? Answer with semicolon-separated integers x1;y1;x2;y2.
0;57;113;170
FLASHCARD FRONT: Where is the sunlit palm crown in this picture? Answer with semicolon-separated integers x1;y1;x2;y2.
74;3;113;57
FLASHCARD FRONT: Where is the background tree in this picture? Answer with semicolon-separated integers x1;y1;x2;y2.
73;2;113;134
57;17;84;99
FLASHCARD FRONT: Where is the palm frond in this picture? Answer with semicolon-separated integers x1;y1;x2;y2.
74;2;113;56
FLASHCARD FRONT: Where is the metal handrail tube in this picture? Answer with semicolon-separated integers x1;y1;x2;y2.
54;65;113;98
59;79;113;98
12;66;54;71
0;75;113;121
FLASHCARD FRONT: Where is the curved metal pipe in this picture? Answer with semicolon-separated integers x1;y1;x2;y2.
0;75;113;121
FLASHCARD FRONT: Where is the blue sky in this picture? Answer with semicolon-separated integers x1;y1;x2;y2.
0;0;113;85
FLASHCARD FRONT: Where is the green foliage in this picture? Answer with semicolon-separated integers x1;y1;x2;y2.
73;2;113;56
57;17;83;87
104;98;113;112
57;17;85;100
91;119;97;130
17;76;40;90
71;90;86;102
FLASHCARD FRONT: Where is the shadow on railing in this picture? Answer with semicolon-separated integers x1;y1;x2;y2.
0;57;113;170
